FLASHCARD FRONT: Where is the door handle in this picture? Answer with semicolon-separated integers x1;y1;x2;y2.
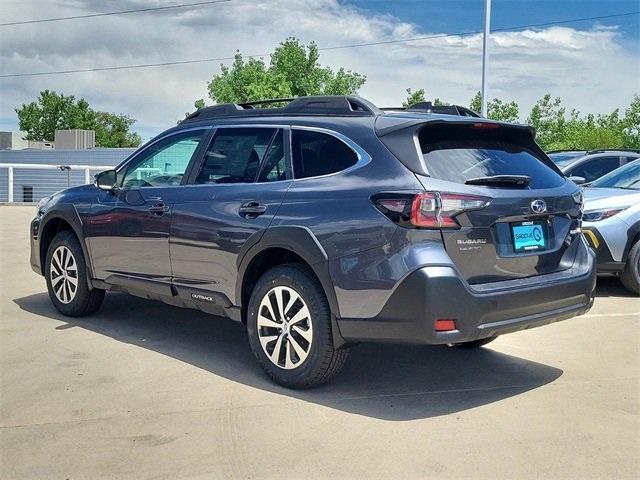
239;201;267;217
148;201;170;215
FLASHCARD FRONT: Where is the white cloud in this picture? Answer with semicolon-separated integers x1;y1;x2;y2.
1;0;638;140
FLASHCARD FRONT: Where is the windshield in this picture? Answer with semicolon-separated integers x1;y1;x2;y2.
590;159;640;189
547;152;586;168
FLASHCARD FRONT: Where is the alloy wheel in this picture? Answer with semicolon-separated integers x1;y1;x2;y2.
50;245;78;304
256;286;313;369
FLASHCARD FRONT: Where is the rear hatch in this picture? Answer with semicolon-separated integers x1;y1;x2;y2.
379;120;583;284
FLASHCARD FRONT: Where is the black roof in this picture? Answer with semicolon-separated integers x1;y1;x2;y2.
181;95;481;123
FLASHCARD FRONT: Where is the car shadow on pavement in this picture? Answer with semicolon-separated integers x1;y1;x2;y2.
594;276;635;298
14;292;563;421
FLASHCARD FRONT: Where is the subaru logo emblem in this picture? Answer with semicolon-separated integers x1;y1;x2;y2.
530;199;547;214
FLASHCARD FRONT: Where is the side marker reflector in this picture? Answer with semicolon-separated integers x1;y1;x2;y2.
435;319;457;332
583;230;600;249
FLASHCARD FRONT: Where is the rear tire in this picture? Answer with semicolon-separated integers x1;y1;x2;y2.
620;240;640;296
246;264;349;389
448;336;497;349
45;230;105;317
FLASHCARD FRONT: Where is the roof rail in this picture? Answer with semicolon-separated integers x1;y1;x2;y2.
546;149;587;154
380;102;482;118
182;95;380;123
239;98;295;108
184;103;245;120
586;148;640;155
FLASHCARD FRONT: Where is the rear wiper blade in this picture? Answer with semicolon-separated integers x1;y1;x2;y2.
465;175;531;187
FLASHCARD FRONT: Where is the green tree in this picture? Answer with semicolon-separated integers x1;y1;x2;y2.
470;91;519;122
16;90;141;147
526;94;639;151
403;88;448;108
93;112;142;148
403;88;426;107
16;90;94;142
206;37;366;104
622;95;640;149
526;94;568;150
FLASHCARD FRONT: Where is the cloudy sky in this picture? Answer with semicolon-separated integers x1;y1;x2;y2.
1;0;638;141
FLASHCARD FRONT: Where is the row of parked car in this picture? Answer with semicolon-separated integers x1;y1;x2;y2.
547;150;640;294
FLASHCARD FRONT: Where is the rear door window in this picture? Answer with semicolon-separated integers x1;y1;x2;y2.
195;128;277;184
418;124;565;188
291;129;358;179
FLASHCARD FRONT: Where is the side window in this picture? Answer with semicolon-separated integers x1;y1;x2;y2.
257;131;289;182
194;128;277;184
291;130;358;179
570;157;621;182
122;131;204;188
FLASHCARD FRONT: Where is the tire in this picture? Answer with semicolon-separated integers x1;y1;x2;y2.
45;230;105;317
246;264;349;389
448;336;497;349
621;240;640;296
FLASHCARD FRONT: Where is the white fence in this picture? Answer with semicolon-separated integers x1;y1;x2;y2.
0;163;113;203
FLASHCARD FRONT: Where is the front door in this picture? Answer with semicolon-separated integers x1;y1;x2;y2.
170;126;292;303
86;129;208;284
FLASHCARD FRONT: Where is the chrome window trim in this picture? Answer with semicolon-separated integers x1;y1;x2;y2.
117;123;372;185
289;125;372;181
209;124;291;130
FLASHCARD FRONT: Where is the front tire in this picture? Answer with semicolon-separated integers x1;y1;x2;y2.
45;230;105;317
620;240;640;296
246;264;349;389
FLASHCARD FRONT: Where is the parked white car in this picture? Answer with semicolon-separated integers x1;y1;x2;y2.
581;159;640;295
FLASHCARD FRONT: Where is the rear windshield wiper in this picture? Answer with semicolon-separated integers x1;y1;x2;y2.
464;175;531;187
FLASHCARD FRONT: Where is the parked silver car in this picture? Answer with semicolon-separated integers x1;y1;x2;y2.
548;150;640;184
582;159;640;295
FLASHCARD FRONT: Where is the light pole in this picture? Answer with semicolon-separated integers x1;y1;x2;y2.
481;0;492;117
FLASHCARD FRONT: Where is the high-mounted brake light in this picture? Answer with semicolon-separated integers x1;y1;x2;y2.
410;192;490;229
473;122;500;129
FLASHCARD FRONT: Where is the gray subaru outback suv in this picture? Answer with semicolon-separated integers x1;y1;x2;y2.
30;96;596;388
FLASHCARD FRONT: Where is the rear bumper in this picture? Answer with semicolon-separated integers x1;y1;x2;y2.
337;241;596;345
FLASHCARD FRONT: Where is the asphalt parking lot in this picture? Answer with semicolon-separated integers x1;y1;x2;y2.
1;205;639;479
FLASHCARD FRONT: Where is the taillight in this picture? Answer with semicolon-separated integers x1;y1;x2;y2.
373;192;490;229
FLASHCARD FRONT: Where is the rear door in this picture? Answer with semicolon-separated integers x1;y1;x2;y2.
415;122;582;284
169;126;292;304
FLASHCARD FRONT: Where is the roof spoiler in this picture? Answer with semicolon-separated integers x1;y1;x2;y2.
381;102;481;118
376;117;536;138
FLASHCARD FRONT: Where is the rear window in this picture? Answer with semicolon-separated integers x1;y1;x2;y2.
419;124;565;189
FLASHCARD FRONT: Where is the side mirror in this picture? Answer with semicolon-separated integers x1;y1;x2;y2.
568;175;586;185
95;169;118;191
